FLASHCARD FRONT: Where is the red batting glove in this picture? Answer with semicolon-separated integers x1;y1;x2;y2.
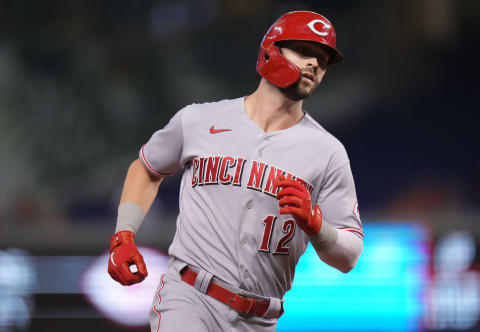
108;230;148;286
276;175;322;235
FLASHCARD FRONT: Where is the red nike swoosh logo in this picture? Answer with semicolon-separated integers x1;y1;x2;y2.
210;125;232;134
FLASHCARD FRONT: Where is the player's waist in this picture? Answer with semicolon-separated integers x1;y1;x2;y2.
169;250;290;299
180;265;284;319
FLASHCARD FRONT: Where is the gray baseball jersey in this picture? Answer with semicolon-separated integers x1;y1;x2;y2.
140;96;363;300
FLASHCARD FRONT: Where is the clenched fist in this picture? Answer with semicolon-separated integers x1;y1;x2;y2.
276;175;322;235
108;230;148;286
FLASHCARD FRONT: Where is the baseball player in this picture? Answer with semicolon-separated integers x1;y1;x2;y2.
108;11;364;332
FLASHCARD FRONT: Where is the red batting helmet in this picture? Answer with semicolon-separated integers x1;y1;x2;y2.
256;11;344;88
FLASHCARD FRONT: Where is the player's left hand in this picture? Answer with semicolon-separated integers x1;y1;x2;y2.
276;175;322;235
108;230;148;286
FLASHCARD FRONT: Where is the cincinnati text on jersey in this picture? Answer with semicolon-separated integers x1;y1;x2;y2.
191;156;314;197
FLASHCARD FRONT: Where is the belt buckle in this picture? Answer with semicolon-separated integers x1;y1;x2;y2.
228;292;254;313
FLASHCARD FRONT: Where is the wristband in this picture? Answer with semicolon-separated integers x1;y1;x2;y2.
115;202;145;234
308;220;338;252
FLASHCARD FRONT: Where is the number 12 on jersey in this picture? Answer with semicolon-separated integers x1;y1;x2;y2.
258;215;296;255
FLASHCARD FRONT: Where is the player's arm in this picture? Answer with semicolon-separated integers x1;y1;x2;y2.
108;107;185;285
313;228;362;273
108;159;163;286
119;158;163;215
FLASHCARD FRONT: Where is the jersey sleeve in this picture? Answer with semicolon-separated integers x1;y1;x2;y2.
139;107;185;176
316;151;364;239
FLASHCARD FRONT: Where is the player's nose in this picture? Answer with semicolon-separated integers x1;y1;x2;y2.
305;56;318;68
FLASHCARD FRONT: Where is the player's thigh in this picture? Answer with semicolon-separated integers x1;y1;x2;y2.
151;307;210;332
233;314;278;332
150;274;212;332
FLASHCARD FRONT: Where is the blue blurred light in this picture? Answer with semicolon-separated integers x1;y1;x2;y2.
277;222;429;332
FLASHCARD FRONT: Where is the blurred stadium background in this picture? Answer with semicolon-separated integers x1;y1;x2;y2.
0;0;479;331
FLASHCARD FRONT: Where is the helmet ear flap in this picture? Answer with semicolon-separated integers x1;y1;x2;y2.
256;45;301;88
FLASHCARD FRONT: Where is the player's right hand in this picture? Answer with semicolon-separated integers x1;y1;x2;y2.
108;230;148;286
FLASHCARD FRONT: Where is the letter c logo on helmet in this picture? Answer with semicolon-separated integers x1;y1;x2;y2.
307;19;331;37
256;11;344;88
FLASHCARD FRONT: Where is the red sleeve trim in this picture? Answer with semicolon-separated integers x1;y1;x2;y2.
338;226;364;239
140;145;173;177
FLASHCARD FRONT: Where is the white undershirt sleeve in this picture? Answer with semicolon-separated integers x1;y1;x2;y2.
312;228;363;273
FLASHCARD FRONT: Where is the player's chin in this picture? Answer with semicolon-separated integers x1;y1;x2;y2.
279;82;316;101
296;80;318;98
296;86;315;100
